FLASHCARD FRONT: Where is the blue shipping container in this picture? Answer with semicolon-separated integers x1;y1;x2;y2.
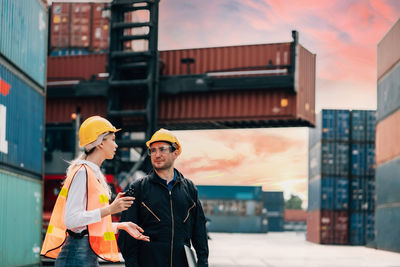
321;142;335;175
349;212;365;245
365;212;375;244
205;215;264;233
350;178;366;210
351;110;366;141
366;111;376;141
376;206;400;252
336;110;350;141
335;143;349;176
366;178;375;211
377;63;400;122
197;185;262;201
0;0;47;86
0;58;44;175
376;156;400;206
352;144;366;176
262;191;284;212
366;143;375;176
308;176;348;211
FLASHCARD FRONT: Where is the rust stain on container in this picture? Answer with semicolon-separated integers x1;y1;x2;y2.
376;109;400;165
378;18;400;81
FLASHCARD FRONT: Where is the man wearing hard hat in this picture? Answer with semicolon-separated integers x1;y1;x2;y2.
118;129;209;267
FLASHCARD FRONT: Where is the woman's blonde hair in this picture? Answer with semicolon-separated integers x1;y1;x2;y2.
66;134;112;199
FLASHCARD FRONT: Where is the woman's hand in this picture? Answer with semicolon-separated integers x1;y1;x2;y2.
117;222;150;242
108;192;135;215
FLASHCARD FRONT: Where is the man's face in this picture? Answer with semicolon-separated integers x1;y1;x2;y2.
149;141;178;171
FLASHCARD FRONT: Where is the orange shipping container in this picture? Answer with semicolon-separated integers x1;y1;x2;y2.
376;109;400;165
70;3;91;48
285;209;307;222
377;18;400;81
50;3;71;48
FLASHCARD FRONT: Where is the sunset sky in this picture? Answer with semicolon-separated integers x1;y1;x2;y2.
156;0;400;206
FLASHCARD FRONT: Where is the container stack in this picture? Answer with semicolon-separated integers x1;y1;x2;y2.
349;110;376;245
0;0;47;266
307;109;376;245
50;2;110;55
376;18;400;252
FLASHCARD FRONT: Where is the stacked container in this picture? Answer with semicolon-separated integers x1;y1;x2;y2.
307;109;376;245
50;2;110;55
349;110;376;245
308;110;350;244
0;0;47;265
376;18;400;252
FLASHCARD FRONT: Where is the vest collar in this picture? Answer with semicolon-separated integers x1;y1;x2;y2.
77;160;102;179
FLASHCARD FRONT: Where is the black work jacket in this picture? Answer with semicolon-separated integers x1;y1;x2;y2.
118;169;209;267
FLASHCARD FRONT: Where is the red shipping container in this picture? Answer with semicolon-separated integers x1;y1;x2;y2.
70;3;91;48
91;19;109;50
378;18;400;81
285;209;307;222
307;210;348;244
376;109;400;165
50;3;71;48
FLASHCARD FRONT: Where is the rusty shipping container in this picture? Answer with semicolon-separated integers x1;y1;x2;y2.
377;18;400;81
307;210;348;244
50;2;110;51
47;38;316;128
376;109;400;165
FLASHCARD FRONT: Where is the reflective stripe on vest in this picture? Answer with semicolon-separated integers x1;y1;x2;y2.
40;165;119;262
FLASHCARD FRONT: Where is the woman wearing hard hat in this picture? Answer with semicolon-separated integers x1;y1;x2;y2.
41;116;149;266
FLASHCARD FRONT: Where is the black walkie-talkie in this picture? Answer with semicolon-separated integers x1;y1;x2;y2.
125;186;135;197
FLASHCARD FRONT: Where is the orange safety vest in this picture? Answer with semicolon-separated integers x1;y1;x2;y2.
41;164;119;262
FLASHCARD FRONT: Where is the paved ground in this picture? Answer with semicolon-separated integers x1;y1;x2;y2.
97;231;400;267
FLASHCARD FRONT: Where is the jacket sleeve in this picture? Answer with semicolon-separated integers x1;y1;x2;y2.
117;183;140;267
190;184;209;267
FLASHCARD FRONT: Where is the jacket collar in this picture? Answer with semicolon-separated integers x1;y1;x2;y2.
149;168;184;184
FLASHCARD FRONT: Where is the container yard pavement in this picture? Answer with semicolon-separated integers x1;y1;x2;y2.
101;232;400;267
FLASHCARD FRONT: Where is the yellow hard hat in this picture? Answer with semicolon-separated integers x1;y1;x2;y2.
146;128;182;155
79;116;120;147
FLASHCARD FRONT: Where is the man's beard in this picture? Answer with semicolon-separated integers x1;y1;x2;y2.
153;160;173;171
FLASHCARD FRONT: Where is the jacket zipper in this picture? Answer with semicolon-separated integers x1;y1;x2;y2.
183;202;196;223
141;202;161;222
163;182;178;267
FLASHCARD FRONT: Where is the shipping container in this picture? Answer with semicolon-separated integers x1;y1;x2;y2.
335;142;350;176
262;191;284;212
366;111;376;142
350;178;366;211
0;0;48;86
351;110;366;141
197;185;262;201
365;212;375;244
50;2;110;52
308;176;348;211
377;63;400;122
366;143;375;176
307;210;348;244
267;216;284;232
284;209;307;222
309;110;350;148
376;156;400;206
376;206;400;252
0;169;42;266
376;109;400;165
349;212;365;245
352;144;366;176
0;58;44;176
377;18;400;81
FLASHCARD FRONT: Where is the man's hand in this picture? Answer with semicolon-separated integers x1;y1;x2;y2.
117;222;150;242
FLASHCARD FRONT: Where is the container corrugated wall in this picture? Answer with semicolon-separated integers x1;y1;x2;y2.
0;169;42;266
0;0;47;86
0;59;44;175
296;44;316;127
160;43;292;75
46;97;107;123
376;17;400;253
47;54;107;82
377;18;400;81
